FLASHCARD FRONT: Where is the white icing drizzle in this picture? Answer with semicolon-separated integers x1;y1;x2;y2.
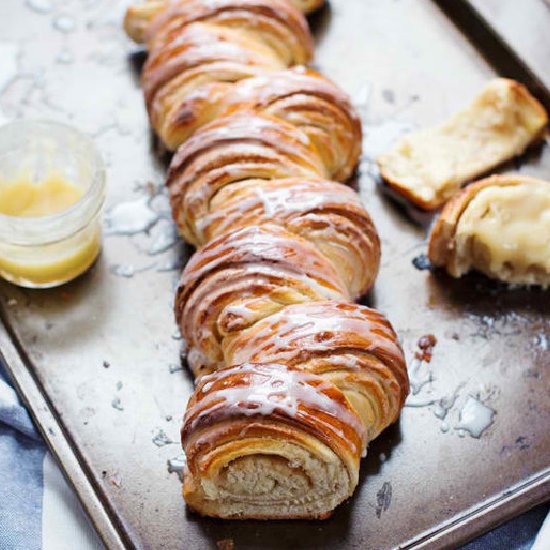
140;0;400;474
190;364;365;451
181;225;348;299
228;305;400;366
222;302;259;324
254;187;277;216
455;396;495;438
408;357;433;395
199;178;363;240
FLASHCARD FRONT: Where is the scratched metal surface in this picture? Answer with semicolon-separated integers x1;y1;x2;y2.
0;0;549;549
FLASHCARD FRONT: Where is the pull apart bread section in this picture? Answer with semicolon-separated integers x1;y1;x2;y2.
428;175;550;287
378;79;548;210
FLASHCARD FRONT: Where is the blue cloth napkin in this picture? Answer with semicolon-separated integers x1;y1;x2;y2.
462;504;549;550
0;361;102;550
0;360;547;549
0;363;45;549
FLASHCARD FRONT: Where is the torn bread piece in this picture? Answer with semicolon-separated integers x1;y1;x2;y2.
377;79;548;210
428;175;550;286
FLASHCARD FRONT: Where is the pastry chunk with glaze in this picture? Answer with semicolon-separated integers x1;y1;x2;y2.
182;362;365;519
428;175;550;286
378;79;548;209
125;0;326;44
182;303;407;519
223;301;409;441
175;224;350;376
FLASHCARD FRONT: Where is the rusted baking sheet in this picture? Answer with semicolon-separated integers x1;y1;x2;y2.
0;0;549;549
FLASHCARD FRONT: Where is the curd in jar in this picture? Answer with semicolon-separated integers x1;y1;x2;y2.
0;121;106;288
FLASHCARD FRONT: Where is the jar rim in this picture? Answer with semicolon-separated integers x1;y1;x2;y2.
0;120;106;245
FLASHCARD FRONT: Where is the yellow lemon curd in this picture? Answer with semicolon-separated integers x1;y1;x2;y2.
0;175;101;287
0;175;83;217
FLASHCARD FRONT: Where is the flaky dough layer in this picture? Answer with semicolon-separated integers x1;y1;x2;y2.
378;79;548;210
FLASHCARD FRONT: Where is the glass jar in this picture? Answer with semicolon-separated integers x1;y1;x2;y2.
0;120;106;288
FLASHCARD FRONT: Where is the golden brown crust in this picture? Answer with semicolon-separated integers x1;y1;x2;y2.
139;0;315;151
223;67;361;181
156;66;362;177
167;111;326;187
128;0;363;176
166;111;328;242
183;363;365;458
508;78;549;134
181;300;407;519
428;176;499;268
124;1;166;43
145;0;313;51
170;175;380;297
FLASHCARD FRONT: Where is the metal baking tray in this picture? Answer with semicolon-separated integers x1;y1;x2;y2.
1;0;549;548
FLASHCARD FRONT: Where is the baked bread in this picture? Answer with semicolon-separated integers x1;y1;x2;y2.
138;0;315;151
378;79;548;209
125;0;409;520
151;66;361;177
184;176;380;297
175;224;349;376
428;175;550;286
182;362;365;519
166;111;328;240
182;302;407;519
223;302;409;441
125;0;326;43
129;1;360;163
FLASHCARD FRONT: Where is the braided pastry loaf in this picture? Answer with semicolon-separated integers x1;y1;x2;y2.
125;0;409;519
